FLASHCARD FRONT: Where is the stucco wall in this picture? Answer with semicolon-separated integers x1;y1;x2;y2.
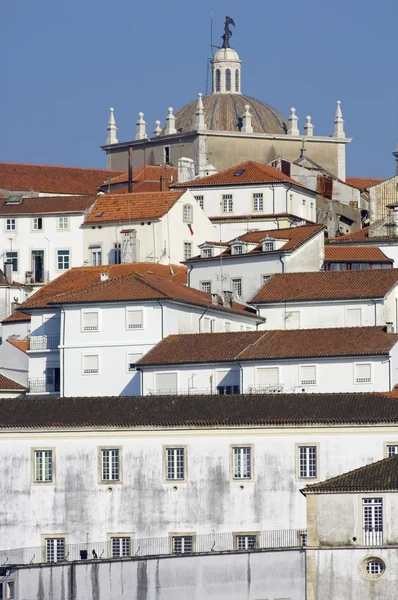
0;340;28;386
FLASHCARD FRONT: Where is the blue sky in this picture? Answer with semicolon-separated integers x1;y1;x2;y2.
1;0;397;177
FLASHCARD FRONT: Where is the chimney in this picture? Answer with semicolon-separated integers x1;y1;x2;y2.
4;261;13;285
386;322;394;333
160;176;166;192
223;290;233;308
211;293;218;305
100;272;110;282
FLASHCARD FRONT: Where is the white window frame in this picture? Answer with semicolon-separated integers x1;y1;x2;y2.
99;447;122;483
232;244;244;255
354;362;372;385
81;310;99;332
253;192;264;212
183;204;193;223
82;353;99;375
32;448;55;484
6;218;16;232
57;216;69;230
126;352;143;373
32;216;43;231
231;445;253;480
90;247;102;266
57;249;70;271
222;194;233;213
201;248;213;258
299;364;317;386
125;308;144;330
170;534;195;554
262;241;275;252
184;242;192;261
194;195;204;210
384;443;398;458
164;446;186;482
42;534;68;563
5;251;18;272
107;534;134;558
297;444;318;479
234;533;258;550
362;497;383;546
163;145;170;165
231;277;242;299
200;281;212;293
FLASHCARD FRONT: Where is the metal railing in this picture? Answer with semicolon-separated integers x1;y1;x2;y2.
245;384;284;394
0;529;306;566
364;528;383;546
28;378;59;394
28;335;60;351
147;388;214;396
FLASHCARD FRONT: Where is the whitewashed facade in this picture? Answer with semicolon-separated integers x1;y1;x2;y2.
0;340;28;387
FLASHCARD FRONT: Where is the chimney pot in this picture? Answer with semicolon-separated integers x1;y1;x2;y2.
386;322;394;333
211;293;218;305
100;273;110;282
4;261;13;285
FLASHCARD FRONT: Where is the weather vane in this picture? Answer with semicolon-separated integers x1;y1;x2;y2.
222;16;235;49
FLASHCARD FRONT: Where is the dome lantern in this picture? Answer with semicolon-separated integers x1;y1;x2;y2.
211;17;241;94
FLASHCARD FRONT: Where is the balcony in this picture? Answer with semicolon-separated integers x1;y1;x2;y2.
245;384;284;394
28;335;60;351
28;378;60;394
147;388;214;396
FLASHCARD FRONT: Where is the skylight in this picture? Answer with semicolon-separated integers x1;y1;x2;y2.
234;169;245;176
96;211;104;217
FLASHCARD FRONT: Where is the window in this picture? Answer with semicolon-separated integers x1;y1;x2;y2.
235;534;257;550
299;365;317;386
235;69;240;92
225;68;231;91
166;447;185;480
156;372;177;394
127;353;143;372
45;537;66;562
215;69;221;92
113;243;121;264
253;193;263;212
7;583;14;600
164;146;170;165
262;274;272;285
111;537;131;558
183;204;193;223
33;217;43;230
232;245;243;255
200;281;212;293
256;367;279;389
302;199;306;205
346;308;362;327
298;446;317;478
34;450;53;483
225;321;231;332
263;241;274;252
172;535;193;554
232;278;242;299
82;354;99;374
387;445;398;457
233;446;252;479
365;559;385;576
57;216;69;230
57;250;70;270
222;194;233;213
202;248;213;258
355;363;371;384
218;385;240;395
194;195;204;209
6;218;16;231
101;449;120;482
82;311;99;331
363;498;383;545
184;242;192;261
5;251;18;272
91;247;102;266
126;309;143;329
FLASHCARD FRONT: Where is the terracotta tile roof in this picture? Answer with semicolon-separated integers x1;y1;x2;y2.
173;161;310;190
346;177;386;190
84;191;185;224
7;339;29;354
138;327;398;365
19;263;187;310
102;165;177;187
328;227;370;243
209;213;315;224
1;392;398;429
0;374;25;392
186;224;324;262
0;195;96;215
2;310;31;324
46;272;259;319
105;181;173;194
324;246;392;263
302;454;398;494
250;269;398;304
0;163;123;195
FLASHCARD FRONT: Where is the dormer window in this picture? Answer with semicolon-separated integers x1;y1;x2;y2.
202;248;213;258
232;245;244;255
263;241;275;252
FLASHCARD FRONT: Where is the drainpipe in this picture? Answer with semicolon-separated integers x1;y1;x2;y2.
156;300;164;339
271;184;275;214
136;367;143;395
198;306;209;333
187;264;193;287
371;299;377;325
279;255;285;273
60;304;66;397
237;361;244;393
389;355;392;391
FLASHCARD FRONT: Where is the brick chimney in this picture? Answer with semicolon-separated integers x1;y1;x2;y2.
4;261;13;285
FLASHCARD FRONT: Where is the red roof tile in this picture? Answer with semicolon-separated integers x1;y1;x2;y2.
0;374;25;391
19;263;187;310
328;227;370;243
346;177;386;190
7;339;29;354
139;327;398;365
250;269;398;304
0;195;96;215
173;161;310;190
324;246;392;263
102;165;177;187
84;191;185;224
209;213;315;224
2;311;31;324
47;272;259;319
0;163;123;195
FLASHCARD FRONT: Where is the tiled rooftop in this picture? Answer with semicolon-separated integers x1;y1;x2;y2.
0;195;96;216
324;245;392;263
2;310;31;324
328;227;370;243
250;269;398;303
6;339;29;354
0;374;25;392
346;177;386;191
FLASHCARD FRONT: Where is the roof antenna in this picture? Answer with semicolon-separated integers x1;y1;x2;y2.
205;10;214;96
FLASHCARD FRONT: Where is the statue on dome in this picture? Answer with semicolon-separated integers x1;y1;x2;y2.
222;16;235;49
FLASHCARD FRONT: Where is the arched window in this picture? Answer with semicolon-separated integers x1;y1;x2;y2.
225;69;231;92
235;69;240;92
215;69;221;92
183;204;193;223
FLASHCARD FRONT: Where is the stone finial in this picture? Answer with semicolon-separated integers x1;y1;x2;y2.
333;100;345;138
304;115;314;137
135;112;147;140
154;120;162;136
288;107;299;136
106;107;118;145
194;93;206;131
165;107;177;135
241;104;253;133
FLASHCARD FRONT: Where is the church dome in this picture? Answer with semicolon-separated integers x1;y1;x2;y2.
172;94;288;135
213;47;240;62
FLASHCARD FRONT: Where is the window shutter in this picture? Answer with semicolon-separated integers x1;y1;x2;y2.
83;355;99;373
216;370;239;386
155;372;177;393
300;365;316;385
256;367;279;386
127;353;143;371
83;312;98;330
346;308;362;327
356;363;371;382
127;310;143;329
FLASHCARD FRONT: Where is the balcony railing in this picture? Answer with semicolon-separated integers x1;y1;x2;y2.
364;528;383;546
28;335;60;351
28;378;60;394
245;384;284;394
0;528;306;566
147;388;214;396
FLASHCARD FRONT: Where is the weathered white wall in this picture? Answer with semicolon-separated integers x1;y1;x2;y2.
1;320;30;340
0;286;31;332
0;340;28;386
10;550;305;600
2;424;398;551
